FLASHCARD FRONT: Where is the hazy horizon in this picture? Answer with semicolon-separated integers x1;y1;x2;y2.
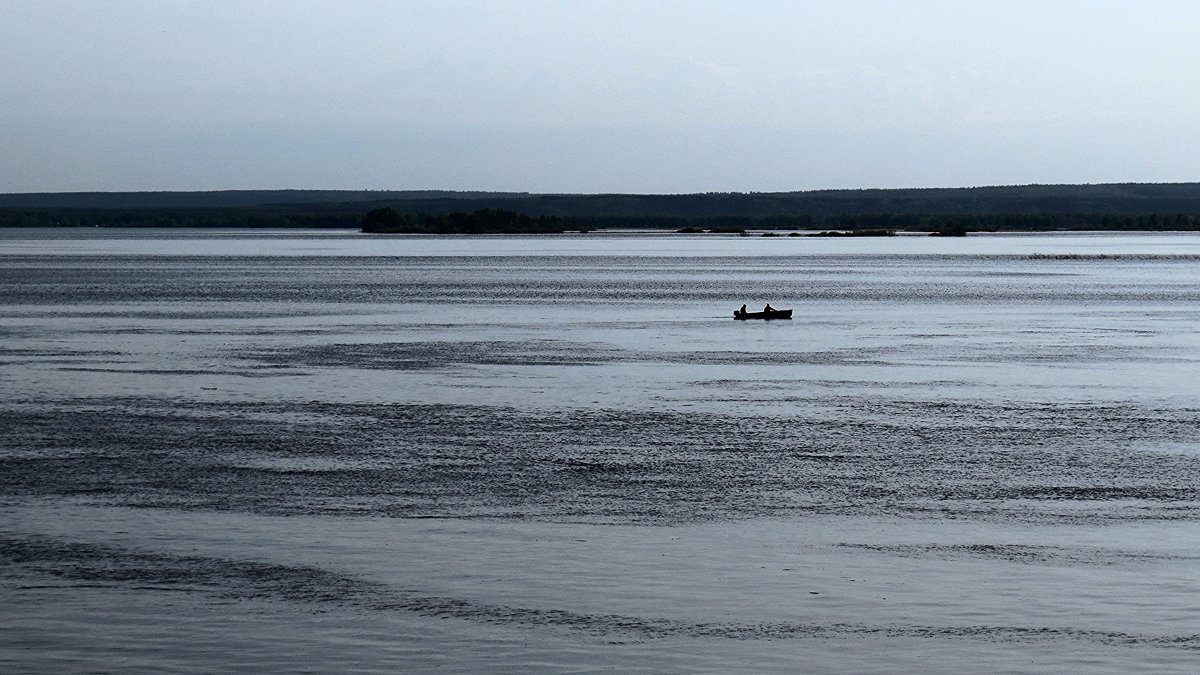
3;1;1198;194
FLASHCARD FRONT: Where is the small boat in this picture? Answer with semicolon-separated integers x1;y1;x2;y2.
734;308;792;320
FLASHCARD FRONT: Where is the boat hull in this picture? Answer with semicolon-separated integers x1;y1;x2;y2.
734;309;792;320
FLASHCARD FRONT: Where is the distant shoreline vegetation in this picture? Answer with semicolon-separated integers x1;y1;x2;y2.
361;207;570;234
5;208;1200;234
6;183;1200;233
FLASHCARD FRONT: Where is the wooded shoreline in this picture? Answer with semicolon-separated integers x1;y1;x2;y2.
6;183;1200;233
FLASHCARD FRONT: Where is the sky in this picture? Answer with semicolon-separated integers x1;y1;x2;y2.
2;0;1199;193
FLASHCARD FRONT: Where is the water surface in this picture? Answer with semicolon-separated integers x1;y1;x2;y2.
3;229;1200;672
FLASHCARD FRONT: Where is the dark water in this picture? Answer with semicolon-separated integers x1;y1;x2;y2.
3;230;1200;672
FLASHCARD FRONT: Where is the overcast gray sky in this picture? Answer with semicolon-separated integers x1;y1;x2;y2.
2;0;1198;193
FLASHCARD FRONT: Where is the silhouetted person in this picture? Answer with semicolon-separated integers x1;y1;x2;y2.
764;303;774;313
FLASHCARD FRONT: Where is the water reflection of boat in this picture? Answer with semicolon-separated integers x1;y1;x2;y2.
733;308;792;320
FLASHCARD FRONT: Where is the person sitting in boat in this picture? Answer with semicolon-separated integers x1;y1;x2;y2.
739;304;747;317
763;303;774;313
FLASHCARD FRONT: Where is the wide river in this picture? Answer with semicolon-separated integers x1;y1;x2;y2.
3;229;1200;672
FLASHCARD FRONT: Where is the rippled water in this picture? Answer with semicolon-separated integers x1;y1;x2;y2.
3;229;1200;672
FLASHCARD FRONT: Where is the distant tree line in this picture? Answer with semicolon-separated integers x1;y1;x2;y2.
312;183;1200;220
361;207;569;233
562;212;1200;233
8;183;1200;217
6;205;1200;234
0;208;361;229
